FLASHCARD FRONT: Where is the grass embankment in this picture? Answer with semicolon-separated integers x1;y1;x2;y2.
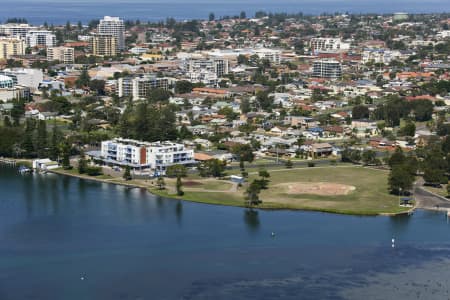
152;166;411;215
423;185;449;198
50;164;410;216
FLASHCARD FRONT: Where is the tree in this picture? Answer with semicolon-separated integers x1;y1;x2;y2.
156;176;166;190
208;12;215;21
411;100;433;122
231;144;254;164
285;159;293;168
245;180;262;206
175;80;193;94
423;167;445;186
35;120;48;158
388;147;406;168
352;105;370;119
388;165;414;194
218;106;238;122
240;98;251;114
148;88;171;103
361;150;377;166
166;164;187;178
123;166;132;180
86;166;102;176
3;116;12;127
89;79;105;95
240;11;247;19
76;69;91;88
60;141;71;169
399;120;416;137
78;149;88;174
176;175;184;196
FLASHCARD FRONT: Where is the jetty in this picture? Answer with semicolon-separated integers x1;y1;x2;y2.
0;158;16;166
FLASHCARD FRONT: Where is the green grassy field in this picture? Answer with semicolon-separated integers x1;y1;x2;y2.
153;166;411;215
252;166;409;215
52;164;411;216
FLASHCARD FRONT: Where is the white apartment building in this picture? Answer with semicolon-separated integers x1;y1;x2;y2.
118;75;169;100
100;138;195;174
312;60;342;79
253;48;281;64
98;16;125;50
26;30;56;48
0;37;26;59
183;58;229;86
310;38;350;53
0;23;37;38
361;48;403;65
206;48;281;64
47;46;75;64
184;58;229;77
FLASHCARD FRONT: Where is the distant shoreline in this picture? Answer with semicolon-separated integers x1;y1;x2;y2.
1;1;450;25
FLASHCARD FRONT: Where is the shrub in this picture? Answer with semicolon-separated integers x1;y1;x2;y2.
86;166;103;176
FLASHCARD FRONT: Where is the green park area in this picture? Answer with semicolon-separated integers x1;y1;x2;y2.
150;165;411;215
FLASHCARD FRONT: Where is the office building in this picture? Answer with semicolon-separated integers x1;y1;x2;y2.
25;30;56;48
47;46;75;64
89;34;118;56
0;37;26;60
98;16;125;50
312;60;342;79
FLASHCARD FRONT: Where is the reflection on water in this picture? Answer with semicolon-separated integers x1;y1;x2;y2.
2;166;450;299
244;209;260;234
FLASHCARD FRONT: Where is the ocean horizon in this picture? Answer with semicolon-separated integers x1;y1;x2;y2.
2;0;450;25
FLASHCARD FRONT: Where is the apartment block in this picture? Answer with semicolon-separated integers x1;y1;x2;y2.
100;138;195;174
310;38;350;53
25;30;56;48
0;23;37;38
312;60;342;79
98;16;125;50
0;37;26;60
89;34;118;56
118;75;169;100
47;46;75;64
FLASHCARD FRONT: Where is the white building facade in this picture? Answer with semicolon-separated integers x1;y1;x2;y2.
310;38;350;53
312;60;342;79
98;16;125;50
118;75;169;100
100;138;195;174
26;30;56;48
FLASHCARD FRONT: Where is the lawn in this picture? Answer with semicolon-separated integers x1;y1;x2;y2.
250;166;409;215
152;165;411;215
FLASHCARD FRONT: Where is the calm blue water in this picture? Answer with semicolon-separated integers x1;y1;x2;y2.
1;165;450;299
2;0;450;24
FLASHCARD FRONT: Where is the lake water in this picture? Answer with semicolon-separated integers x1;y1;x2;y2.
1;165;450;299
2;0;450;24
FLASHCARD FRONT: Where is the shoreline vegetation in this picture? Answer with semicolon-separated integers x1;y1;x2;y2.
35;162;416;216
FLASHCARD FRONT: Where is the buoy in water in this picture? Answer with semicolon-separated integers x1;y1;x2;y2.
80;276;85;281
271;232;276;237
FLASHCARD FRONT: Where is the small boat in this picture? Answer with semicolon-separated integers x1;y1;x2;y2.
18;166;32;174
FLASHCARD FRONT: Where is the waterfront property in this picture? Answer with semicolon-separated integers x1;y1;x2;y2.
97;138;195;175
